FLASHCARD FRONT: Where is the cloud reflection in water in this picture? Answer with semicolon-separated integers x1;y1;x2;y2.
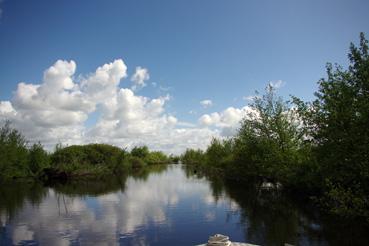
0;165;241;246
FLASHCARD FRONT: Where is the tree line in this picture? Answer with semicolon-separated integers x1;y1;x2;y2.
181;33;369;221
0;122;176;181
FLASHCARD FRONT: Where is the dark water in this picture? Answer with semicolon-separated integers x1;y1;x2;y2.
0;165;368;246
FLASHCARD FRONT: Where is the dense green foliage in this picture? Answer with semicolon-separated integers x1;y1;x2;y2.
182;33;369;221
50;144;129;176
28;143;50;176
49;144;172;177
181;148;206;165
232;86;308;184
0;122;172;181
293;32;369;219
0;121;47;180
131;146;149;159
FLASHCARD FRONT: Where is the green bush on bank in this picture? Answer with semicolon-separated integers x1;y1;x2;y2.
0;123;172;181
28;143;50;176
50;144;173;176
50;144;128;176
0;121;49;180
181;148;206;165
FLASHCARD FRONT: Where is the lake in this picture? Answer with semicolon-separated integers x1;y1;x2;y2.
0;164;368;246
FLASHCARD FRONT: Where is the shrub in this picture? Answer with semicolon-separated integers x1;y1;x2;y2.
181;148;205;165
0;121;29;180
28;143;50;176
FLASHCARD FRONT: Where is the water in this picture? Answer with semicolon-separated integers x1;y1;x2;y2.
0;165;368;246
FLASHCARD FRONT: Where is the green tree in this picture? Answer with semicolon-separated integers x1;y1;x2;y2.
28;142;50;176
293;33;369;218
181;148;205;165
233;85;306;183
131;146;149;159
205;138;234;169
146;151;169;164
0;121;29;180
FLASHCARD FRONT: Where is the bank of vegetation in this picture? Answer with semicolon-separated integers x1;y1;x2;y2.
0;123;175;181
181;33;369;222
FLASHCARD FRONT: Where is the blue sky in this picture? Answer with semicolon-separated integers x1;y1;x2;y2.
0;0;369;153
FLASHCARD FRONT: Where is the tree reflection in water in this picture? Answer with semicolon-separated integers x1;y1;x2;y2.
183;165;369;246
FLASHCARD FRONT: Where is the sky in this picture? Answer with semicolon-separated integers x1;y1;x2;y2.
0;0;368;153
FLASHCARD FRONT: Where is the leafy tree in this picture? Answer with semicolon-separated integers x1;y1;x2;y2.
28;142;50;175
233;85;306;183
181;148;206;165
131;146;149;159
146;151;169;164
0;121;29;180
205;138;234;169
293;33;369;218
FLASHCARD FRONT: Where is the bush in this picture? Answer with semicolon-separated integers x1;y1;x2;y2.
181;148;205;165
146;151;169;164
28;143;50;176
130;156;146;169
205;138;234;169
50;144;127;175
0;121;29;180
131;146;149;159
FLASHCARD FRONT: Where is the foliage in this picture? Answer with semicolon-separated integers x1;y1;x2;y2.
145;151;169;164
205;138;234;169
50;144;128;175
181;148;206;165
0;121;29;180
180;33;369;221
49;144;171;177
232;85;307;183
131;146;149;159
293;33;369;219
129;156;146;169
169;154;181;163
28;143;50;176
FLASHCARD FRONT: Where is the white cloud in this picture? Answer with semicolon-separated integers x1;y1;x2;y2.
0;101;15;114
131;66;149;91
0;59;221;154
200;99;213;108
198;106;257;137
81;59;127;103
0;60;96;146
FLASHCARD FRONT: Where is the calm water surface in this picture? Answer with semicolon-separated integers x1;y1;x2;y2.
0;165;368;245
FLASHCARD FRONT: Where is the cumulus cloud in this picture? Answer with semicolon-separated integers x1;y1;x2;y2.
0;59;222;154
200;99;212;108
198;106;257;137
81;59;127;103
131;66;149;91
87;89;176;140
0;60;96;146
